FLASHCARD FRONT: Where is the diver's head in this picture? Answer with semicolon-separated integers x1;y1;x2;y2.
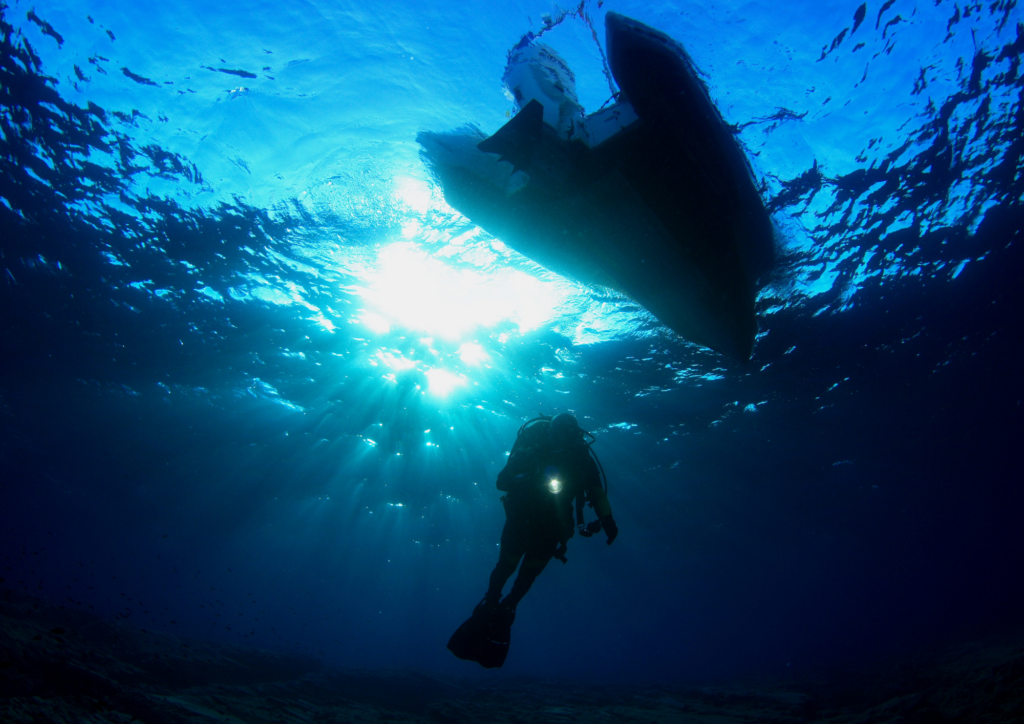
549;413;583;448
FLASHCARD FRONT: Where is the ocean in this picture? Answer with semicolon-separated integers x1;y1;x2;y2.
1;0;1022;718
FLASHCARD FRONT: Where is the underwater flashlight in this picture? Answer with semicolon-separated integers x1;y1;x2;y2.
543;465;562;494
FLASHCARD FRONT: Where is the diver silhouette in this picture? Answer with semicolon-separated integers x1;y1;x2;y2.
447;413;617;667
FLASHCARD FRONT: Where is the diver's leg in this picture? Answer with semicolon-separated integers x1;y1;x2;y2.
502;542;554;609
486;552;519;605
486;521;525;605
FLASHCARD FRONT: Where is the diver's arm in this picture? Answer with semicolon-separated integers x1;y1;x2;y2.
588;486;613;519
581;455;611;516
582;455;618;544
496;446;540;491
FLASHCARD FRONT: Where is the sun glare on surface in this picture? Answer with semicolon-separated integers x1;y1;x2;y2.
359;242;565;340
425;368;463;396
392;176;433;216
457;342;488;365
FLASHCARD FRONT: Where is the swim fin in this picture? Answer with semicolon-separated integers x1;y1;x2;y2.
447;598;516;668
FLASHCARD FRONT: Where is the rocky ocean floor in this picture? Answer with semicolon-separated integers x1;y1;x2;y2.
1;591;1022;723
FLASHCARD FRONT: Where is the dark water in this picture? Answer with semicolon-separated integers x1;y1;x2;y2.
1;0;1023;685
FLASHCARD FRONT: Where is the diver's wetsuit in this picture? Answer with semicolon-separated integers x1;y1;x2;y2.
486;435;612;608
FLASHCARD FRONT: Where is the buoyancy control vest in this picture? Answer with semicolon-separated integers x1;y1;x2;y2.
499;415;609;541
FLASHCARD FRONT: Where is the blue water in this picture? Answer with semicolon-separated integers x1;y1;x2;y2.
1;0;1022;684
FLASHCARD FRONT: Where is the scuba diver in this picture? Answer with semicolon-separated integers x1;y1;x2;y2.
447;412;618;668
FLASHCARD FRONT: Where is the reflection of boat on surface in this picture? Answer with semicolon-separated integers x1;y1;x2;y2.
419;12;774;361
